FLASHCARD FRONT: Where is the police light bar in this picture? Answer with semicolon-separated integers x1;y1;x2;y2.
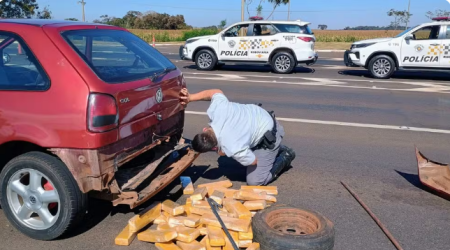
432;17;450;21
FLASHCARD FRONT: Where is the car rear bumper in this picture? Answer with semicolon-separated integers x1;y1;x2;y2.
50;110;185;194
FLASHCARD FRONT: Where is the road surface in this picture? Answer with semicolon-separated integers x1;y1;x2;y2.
1;44;450;250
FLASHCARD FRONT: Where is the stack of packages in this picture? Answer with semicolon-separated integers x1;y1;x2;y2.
115;178;277;250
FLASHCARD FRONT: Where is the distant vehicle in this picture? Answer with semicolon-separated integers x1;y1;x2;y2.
0;19;196;241
179;20;318;74
344;17;450;79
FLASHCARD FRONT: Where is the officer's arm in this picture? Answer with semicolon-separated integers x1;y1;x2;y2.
250;158;258;166
181;88;223;103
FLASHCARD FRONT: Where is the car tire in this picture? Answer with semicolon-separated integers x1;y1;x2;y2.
271;52;296;74
0;152;88;241
253;204;335;250
195;49;217;71
368;55;396;79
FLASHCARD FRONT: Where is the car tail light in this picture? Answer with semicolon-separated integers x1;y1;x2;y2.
87;93;118;133
298;37;315;42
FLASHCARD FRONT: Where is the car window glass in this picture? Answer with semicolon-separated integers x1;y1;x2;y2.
0;33;49;91
224;24;249;37
412;25;441;40
62;29;176;84
273;24;312;34
446;26;450;39
253;24;277;36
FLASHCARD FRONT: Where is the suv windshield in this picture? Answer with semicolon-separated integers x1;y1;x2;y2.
62;29;176;84
395;25;419;38
273;24;313;34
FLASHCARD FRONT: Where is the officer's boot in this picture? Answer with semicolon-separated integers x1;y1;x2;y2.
270;145;296;180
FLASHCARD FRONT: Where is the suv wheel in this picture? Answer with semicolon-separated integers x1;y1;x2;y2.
195;49;217;71
0;152;87;240
368;55;396;79
271;52;296;74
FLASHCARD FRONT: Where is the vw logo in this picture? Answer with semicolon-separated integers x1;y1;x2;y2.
156;88;163;103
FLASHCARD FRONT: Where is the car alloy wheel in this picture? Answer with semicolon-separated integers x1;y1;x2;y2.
372;58;392;77
275;55;291;72
6;168;60;230
198;53;212;69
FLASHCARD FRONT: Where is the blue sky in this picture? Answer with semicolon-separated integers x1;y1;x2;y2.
39;0;449;29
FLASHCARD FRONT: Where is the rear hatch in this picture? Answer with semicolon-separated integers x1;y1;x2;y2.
60;29;183;135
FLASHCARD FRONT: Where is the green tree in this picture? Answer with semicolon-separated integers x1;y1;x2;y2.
426;9;450;20
256;4;263;17
0;0;40;18
266;0;289;20
218;19;227;29
36;5;51;19
387;9;412;30
65;18;79;21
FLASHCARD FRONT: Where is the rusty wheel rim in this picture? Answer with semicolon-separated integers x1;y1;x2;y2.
265;208;321;236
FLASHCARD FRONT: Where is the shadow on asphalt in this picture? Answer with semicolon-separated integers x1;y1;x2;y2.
339;70;450;82
396;170;450;202
183;65;315;74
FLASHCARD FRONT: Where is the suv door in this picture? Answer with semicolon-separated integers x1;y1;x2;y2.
400;25;443;67
247;23;280;61
218;24;250;61
440;25;450;67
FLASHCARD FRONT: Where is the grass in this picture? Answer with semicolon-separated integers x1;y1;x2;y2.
315;42;352;50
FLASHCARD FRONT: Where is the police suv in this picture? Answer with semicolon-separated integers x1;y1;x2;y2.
344;17;450;79
179;20;318;74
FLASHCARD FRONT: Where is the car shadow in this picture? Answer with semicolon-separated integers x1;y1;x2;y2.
183;65;315;74
339;69;450;81
395;170;450;202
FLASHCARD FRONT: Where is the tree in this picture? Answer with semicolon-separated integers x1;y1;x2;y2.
426;9;450;20
256;4;263;17
0;0;40;18
218;19;227;29
266;0;289;20
387;9;412;31
36;5;51;19
65;18;79;21
318;24;328;30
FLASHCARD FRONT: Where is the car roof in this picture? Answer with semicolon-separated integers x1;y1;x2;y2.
235;20;311;26
0;18;112;28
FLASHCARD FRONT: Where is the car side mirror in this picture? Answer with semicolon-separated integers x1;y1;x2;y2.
405;34;413;40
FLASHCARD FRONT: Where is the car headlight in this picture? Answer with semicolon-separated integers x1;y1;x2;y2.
185;39;199;45
351;43;376;49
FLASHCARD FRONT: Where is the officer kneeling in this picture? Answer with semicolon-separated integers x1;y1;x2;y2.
179;88;296;186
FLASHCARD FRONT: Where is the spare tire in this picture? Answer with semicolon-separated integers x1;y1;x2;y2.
252;204;335;250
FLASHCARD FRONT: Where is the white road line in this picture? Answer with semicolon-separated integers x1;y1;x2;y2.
185;111;450;134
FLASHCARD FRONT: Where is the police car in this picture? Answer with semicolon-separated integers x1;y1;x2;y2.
179;20;318;74
344;17;450;79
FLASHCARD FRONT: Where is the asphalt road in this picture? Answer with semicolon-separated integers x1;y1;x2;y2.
1;45;450;250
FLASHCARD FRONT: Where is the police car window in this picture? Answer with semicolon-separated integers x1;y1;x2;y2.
446;26;450;39
0;33;49;91
273;24;312;34
253;24;277;36
412;26;441;40
224;24;249;37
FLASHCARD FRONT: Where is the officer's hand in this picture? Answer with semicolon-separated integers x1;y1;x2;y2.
179;88;190;106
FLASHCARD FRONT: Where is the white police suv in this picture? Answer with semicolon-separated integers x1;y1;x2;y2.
344;17;450;79
179;20;318;74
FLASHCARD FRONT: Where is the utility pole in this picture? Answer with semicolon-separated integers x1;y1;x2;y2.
288;0;290;20
241;0;245;21
405;0;411;30
78;0;86;22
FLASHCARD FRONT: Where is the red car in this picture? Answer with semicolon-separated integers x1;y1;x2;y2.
0;19;198;240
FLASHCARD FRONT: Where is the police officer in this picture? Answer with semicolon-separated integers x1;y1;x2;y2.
180;88;295;186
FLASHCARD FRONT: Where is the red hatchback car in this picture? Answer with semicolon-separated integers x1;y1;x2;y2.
0;19;198;240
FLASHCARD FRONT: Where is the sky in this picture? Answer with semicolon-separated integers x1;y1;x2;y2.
39;0;450;29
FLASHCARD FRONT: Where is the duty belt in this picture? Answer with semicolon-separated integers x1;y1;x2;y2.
252;103;277;151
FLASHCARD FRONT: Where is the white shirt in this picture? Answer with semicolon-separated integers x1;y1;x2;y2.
207;93;274;166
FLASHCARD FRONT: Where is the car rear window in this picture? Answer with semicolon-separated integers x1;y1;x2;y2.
61;29;176;84
274;24;313;35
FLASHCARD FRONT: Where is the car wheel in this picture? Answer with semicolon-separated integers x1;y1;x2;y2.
271;52;296;74
195;49;217;71
0;152;88;241
253;204;335;250
368;55;396;79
